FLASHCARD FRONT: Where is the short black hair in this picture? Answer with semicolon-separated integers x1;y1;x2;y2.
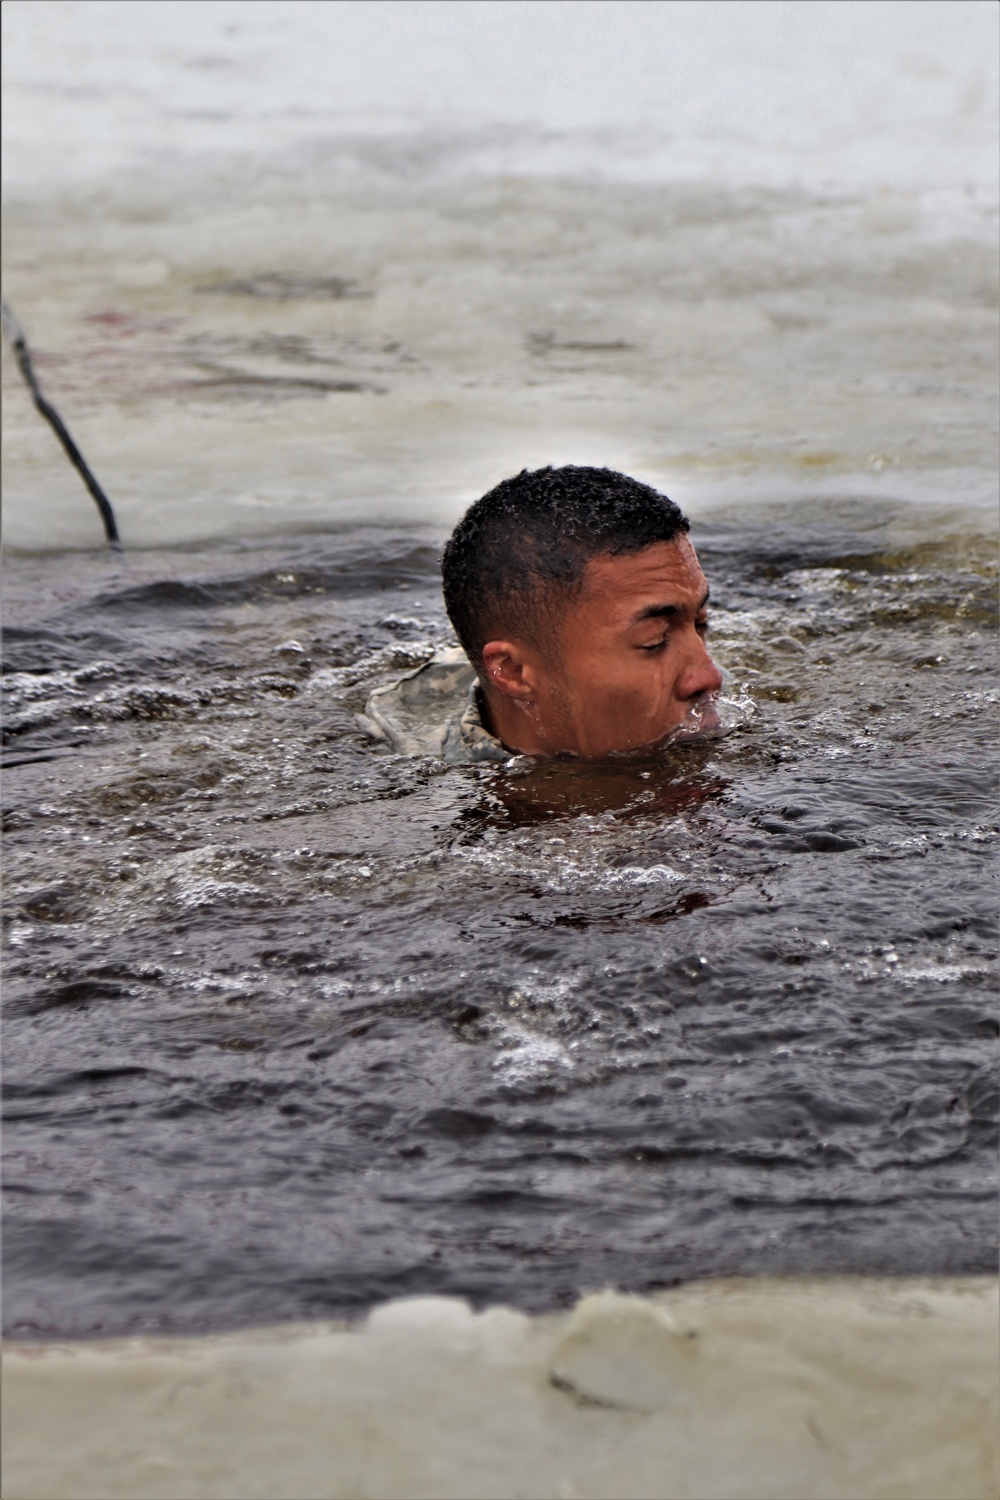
442;465;690;668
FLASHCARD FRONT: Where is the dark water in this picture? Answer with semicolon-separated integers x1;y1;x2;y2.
3;498;997;1339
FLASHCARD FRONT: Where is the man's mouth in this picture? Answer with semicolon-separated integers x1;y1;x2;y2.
606;682;755;760
665;695;723;743
662;683;756;747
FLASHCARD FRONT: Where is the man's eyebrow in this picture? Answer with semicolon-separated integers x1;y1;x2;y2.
631;588;710;625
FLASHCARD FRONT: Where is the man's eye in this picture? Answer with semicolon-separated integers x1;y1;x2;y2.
696;618;710;635
639;638;669;653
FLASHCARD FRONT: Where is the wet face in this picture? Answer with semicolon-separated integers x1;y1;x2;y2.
481;536;724;759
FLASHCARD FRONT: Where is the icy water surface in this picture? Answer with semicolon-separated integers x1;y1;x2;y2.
3;498;997;1338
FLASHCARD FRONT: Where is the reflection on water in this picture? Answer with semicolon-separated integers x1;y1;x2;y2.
2;501;996;1337
473;751;729;825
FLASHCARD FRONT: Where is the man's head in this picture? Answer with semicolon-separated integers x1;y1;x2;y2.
442;465;722;758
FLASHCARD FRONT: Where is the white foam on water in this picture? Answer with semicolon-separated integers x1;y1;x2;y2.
493;1023;575;1086
4;1278;997;1500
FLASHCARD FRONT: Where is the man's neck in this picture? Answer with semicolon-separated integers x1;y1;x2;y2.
479;684;550;757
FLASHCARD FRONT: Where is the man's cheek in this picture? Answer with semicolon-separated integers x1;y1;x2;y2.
601;676;664;723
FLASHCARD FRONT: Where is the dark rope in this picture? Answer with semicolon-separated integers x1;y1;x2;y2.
2;300;121;549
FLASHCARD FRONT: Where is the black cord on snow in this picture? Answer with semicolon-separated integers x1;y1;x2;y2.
2;299;121;549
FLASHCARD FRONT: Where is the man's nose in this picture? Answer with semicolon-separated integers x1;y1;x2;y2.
677;636;724;700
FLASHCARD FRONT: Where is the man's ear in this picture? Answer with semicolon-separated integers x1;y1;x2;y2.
481;640;538;701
